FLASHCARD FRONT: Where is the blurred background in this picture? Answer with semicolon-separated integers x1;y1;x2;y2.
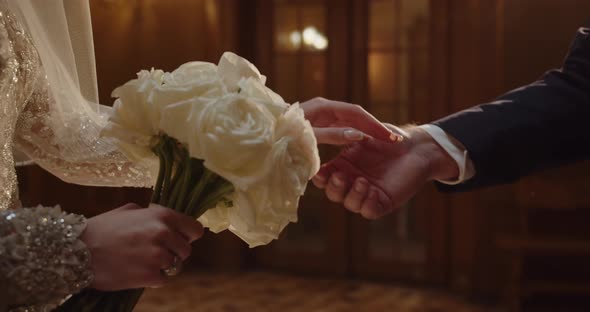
16;0;590;311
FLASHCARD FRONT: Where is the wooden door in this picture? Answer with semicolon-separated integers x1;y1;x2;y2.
348;0;449;283
252;0;350;275
252;0;451;283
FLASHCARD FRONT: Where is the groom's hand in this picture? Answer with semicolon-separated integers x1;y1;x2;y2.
313;126;459;219
301;98;459;219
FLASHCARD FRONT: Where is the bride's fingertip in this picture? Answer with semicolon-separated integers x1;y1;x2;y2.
389;133;404;142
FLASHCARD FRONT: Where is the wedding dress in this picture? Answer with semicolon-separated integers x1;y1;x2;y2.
0;1;155;310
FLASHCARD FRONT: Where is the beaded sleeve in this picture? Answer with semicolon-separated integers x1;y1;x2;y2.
0;206;93;311
0;2;152;310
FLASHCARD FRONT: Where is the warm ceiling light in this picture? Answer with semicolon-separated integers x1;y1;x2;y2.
301;26;328;50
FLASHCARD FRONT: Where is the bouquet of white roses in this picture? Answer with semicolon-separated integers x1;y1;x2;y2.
58;52;319;311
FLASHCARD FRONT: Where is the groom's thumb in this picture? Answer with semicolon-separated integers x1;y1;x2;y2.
314;127;365;145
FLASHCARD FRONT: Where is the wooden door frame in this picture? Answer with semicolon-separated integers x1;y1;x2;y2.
250;0;351;276
347;0;452;285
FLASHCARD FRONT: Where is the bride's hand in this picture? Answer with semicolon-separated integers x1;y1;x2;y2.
300;97;401;145
81;203;203;290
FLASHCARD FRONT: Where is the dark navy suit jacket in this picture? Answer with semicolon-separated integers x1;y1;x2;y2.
434;28;590;192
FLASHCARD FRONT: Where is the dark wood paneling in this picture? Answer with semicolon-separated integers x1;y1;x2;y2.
445;0;590;301
444;0;505;295
252;0;351;276
425;0;452;285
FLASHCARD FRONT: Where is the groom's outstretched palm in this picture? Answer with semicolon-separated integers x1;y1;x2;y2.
313;128;456;219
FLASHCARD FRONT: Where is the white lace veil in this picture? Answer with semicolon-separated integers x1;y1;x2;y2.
7;0;109;164
8;0;99;105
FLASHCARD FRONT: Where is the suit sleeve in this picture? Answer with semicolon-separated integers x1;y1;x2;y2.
434;28;590;192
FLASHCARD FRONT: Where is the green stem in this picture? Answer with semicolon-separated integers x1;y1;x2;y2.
186;169;215;216
174;153;193;213
169;141;187;188
159;139;174;206
150;143;165;203
194;182;234;218
167;150;187;210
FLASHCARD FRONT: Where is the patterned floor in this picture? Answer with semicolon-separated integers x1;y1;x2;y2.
135;271;495;312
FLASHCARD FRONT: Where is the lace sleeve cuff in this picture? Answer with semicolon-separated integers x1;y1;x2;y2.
0;206;94;310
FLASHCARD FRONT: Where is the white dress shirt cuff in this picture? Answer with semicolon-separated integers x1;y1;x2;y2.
418;124;475;185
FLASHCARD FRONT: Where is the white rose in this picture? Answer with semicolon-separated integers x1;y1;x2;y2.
273;103;321;180
198;198;231;233
229;104;319;247
158;96;215;147
190;93;276;189
265;103;320;217
151;61;226;108
197;104;320;248
229;222;287;248
138;67;166;84
237;77;289;118
201;194;284;248
228;187;292;247
164;61;218;86
218;52;267;92
102;69;165;163
197;187;283;247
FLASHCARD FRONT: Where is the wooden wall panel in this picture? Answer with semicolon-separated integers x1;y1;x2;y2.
443;0;590;300
443;0;505;295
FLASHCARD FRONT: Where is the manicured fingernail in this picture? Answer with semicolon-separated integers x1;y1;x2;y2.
390;133;404;142
354;179;368;192
344;129;364;141
332;176;344;187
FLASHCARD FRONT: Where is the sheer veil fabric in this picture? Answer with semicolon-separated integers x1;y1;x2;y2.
2;0;155;211
8;0;111;164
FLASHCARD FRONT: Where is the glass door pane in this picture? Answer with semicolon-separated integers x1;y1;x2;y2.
364;0;430;278
255;1;347;273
